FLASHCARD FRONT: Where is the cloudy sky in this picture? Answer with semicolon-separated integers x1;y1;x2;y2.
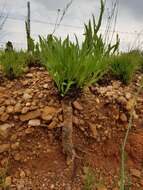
0;0;143;51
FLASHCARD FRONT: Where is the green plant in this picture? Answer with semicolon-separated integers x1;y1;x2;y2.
111;53;139;84
0;51;27;80
25;37;41;67
39;0;119;97
83;167;95;190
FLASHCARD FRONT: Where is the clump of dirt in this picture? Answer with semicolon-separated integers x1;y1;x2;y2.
0;67;143;190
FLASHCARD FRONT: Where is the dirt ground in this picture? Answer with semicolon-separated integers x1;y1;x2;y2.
0;67;143;190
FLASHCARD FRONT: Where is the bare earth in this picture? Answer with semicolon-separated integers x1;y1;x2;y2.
0;67;143;190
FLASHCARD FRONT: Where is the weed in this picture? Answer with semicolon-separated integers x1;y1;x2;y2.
111;53;139;84
0;51;27;80
0;152;10;190
83;167;95;190
39;0;119;97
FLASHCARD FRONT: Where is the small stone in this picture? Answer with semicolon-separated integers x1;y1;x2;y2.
117;96;127;105
95;98;100;104
4;176;11;187
89;123;98;139
43;84;48;89
0;113;9;122
126;99;134;111
23;93;32;100
0;106;5;115
125;92;131;100
26;73;33;78
6;106;14;114
13;153;21;161
73;101;83;111
20;170;26;179
133;110;138;119
48;121;57;129
41;106;56;121
97;185;107;190
11;142;20;150
0;123;12;132
28;119;41;127
130;169;141;178
21;107;29;114
0;144;10;154
26;102;31;107
20;110;41;121
73;116;79;126
25;169;31;177
25;127;34;134
120;113;127;122
14;103;22;113
50;184;55;189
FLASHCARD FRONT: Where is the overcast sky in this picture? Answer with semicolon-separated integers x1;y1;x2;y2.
0;0;143;51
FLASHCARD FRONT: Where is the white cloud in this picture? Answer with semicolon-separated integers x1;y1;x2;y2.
0;0;143;51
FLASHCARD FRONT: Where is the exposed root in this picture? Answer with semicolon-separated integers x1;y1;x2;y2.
62;99;75;165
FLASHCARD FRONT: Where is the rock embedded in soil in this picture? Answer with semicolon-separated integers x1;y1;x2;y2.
125;92;131;100
21;107;29;114
11;142;20;150
14;103;22;113
97;185;107;190
23;93;32;101
130;168;141;178
20;170;26;179
28;119;41;127
43;84;49;89
120;113;128;122
73;101;83;111
0;123;12;132
26;73;33;78
6;105;14;114
126;99;135;111
0;113;9;122
0;144;10;153
4;176;12;187
89;123;98;139
41;106;57;121
0;106;6;115
20;110;41;121
117;96;127;105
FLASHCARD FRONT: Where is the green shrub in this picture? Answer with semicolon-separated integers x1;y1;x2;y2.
39;0;119;96
0;51;27;80
111;53;139;84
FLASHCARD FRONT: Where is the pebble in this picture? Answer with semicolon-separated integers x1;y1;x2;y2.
6;105;14;114
130;168;141;178
4;176;12;187
28;119;41;127
89;123;98;139
20;170;26;179
20;110;41;121
0;106;5;115
21;107;29;114
0;113;9;122
73;101;83;111
14;103;22;113
23;93;32;100
120;113;128;122
11;142;20;150
0;144;10;154
43;84;49;89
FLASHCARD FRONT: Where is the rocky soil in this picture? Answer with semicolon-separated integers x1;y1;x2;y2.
0;67;143;190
